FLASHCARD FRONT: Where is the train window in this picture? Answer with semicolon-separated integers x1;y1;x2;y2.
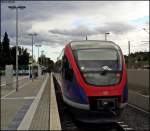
74;48;122;72
73;48;122;86
78;49;117;60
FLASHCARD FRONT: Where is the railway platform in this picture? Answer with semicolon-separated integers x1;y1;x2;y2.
0;73;61;130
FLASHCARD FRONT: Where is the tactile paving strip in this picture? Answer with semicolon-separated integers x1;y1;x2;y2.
6;99;33;130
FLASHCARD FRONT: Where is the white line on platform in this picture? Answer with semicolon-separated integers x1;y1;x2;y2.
1;96;35;100
128;103;149;114
50;73;61;130
0;76;28;87
1;81;31;99
17;74;48;130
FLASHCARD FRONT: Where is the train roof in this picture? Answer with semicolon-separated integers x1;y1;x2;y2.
69;40;121;50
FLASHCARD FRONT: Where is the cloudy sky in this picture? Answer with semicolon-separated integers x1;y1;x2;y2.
1;1;149;61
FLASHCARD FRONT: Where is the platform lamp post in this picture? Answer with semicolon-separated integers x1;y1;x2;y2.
105;32;110;41
28;33;38;81
8;5;26;92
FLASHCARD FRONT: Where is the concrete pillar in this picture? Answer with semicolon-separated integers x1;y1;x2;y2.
5;65;13;88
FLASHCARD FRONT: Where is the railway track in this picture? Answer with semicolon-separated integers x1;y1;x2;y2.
128;103;149;114
121;103;149;131
53;78;135;131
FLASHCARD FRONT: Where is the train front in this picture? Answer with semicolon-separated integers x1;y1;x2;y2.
64;41;128;123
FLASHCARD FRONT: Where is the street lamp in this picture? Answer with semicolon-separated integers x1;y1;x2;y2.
105;32;110;41
8;5;26;92
35;44;42;64
28;33;38;81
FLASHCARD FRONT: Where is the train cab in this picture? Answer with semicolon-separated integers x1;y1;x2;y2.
53;40;128;123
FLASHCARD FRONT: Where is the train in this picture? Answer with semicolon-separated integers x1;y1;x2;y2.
53;40;128;123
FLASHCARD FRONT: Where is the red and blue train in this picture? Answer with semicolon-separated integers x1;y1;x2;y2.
53;40;128;123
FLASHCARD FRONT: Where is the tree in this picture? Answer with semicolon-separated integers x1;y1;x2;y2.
47;58;54;72
1;32;11;67
125;51;149;69
0;32;30;70
10;46;16;66
10;46;30;69
38;54;46;66
38;56;54;72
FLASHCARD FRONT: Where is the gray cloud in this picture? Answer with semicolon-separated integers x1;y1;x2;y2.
49;22;135;37
49;25;98;37
1;1;85;22
2;1;91;46
96;22;135;34
6;21;135;47
16;33;67;47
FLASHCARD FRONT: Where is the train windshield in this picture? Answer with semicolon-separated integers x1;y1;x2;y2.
74;48;122;86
